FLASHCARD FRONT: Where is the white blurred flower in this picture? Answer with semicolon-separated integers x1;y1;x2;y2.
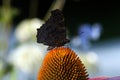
8;43;47;73
15;18;44;43
86;51;99;64
0;60;3;72
77;51;99;76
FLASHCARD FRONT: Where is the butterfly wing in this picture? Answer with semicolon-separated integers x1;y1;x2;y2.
36;9;69;47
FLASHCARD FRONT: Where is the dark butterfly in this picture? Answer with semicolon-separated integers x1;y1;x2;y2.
36;9;69;50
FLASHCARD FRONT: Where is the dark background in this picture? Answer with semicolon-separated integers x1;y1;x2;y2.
1;0;120;40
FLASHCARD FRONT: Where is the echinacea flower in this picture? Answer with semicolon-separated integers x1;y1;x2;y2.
37;47;89;80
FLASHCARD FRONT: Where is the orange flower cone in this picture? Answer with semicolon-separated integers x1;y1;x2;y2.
37;47;89;80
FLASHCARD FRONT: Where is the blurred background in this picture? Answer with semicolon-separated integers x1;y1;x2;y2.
0;0;120;80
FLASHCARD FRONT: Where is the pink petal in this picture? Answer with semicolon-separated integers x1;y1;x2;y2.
89;76;109;80
108;76;120;80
